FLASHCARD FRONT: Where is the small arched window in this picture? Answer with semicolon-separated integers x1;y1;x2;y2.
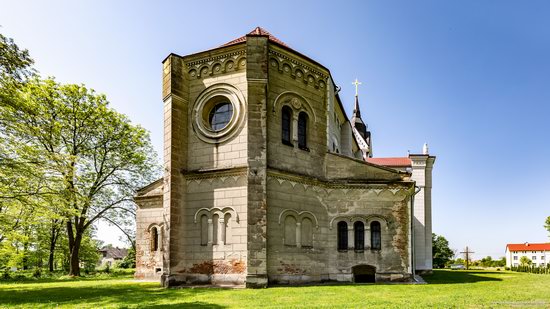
281;106;292;145
354;221;365;251
301;217;313;248
150;227;158;252
371;221;381;250
200;215;208;246
284;216;297;246
298;112;308;150
337;221;348;251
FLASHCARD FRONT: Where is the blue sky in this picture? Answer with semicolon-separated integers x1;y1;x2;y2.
1;0;549;259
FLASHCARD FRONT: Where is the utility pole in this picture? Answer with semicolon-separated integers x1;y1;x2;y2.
460;246;475;270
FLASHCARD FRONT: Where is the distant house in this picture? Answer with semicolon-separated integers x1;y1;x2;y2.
505;243;550;268
98;246;128;267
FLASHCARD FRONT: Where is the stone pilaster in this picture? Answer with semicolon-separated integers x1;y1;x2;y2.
245;35;269;288
161;54;189;287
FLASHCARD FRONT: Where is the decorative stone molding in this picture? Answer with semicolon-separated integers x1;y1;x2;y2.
272;91;317;123
278;209;319;229
191;83;246;144
267;171;410;194
269;50;327;90
184;168;248;188
193;206;240;224
187;50;246;79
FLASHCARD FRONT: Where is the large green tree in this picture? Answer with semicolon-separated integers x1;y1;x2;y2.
432;233;455;268
1;77;159;275
545;216;550;237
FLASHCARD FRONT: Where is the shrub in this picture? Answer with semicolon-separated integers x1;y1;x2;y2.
33;268;41;278
505;267;510;271
2;269;10;280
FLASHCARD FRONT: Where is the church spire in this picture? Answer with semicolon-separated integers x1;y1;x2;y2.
350;78;372;158
351;78;367;138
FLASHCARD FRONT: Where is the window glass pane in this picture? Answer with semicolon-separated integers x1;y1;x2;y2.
371;221;381;250
282;107;291;143
337;221;348;250
354;221;365;251
209;102;233;131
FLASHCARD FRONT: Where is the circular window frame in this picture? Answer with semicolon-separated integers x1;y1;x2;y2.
192;83;246;144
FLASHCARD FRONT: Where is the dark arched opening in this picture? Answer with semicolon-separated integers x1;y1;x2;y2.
352;264;376;283
337;221;348;251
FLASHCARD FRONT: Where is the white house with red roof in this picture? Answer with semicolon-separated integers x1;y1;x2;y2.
505;243;550;267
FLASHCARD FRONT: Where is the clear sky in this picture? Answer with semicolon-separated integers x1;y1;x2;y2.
1;0;549;259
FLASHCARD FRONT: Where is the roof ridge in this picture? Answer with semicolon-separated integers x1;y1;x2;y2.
220;27;289;48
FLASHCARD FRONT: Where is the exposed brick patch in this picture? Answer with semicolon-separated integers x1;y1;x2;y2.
187;259;246;274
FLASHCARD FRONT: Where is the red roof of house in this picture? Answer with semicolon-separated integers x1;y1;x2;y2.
366;157;412;167
506;243;550;251
221;27;289;48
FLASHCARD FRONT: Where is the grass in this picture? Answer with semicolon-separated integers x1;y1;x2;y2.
0;270;549;308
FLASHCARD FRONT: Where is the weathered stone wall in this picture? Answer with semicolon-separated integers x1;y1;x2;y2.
135;194;164;279
266;169;413;284
169;172;248;285
266;45;329;179
185;46;248;171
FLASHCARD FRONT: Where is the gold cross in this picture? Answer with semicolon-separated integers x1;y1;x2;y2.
352;78;362;96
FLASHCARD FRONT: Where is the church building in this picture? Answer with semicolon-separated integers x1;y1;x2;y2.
134;27;435;287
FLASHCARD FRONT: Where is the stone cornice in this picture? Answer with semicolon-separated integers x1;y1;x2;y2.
182;166;248;180
267;168;413;192
185;48;247;79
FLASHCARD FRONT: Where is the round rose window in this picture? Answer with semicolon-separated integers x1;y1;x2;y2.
208;102;233;131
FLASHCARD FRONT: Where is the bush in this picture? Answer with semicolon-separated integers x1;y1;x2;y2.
505;267;510;271
496;268;500;271
32;268;41;278
2;269;10;280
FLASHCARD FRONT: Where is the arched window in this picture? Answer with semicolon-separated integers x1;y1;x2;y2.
200;215;208;246
284;216;297;246
281;106;292;145
354;221;365;251
150;227;158;252
298;112;308;149
212;214;219;245
371;221;381;250
224;213;232;245
301;217;313;248
337;221;348;251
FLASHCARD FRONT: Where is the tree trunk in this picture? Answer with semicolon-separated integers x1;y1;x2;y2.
48;221;60;272
67;220;83;276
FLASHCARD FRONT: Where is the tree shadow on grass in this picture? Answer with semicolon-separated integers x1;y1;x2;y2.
423;270;504;284
0;283;227;308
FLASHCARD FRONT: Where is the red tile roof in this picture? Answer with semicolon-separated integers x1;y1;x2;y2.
506;243;550;251
367;157;412;167
221;27;289;48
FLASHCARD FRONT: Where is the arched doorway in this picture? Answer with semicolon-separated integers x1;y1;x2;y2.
352;265;376;283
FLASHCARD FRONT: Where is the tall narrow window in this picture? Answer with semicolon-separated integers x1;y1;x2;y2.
150;227;158;252
284;216;297;246
200;215;208;246
281;106;292;145
298;112;308;149
212;214;219;245
337;221;348;251
371;221;381;250
301;217;313;248
354;221;365;251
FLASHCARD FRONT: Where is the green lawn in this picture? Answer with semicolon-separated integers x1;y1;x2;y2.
0;270;549;308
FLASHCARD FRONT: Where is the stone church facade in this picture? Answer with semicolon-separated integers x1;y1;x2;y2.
134;27;435;287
